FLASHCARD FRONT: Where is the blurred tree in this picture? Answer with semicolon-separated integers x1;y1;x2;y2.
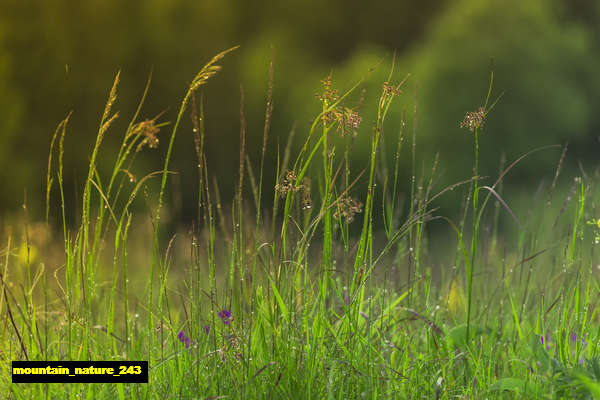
0;24;23;190
329;0;600;206
0;0;447;222
1;0;598;225
411;0;600;188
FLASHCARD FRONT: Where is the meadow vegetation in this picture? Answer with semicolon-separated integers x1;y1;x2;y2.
3;47;600;399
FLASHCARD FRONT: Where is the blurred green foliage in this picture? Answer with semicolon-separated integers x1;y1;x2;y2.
0;0;598;222
398;0;600;186
324;0;600;198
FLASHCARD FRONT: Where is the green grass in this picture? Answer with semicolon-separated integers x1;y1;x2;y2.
2;47;600;399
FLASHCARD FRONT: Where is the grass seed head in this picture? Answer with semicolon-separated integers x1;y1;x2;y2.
275;170;301;197
460;107;486;132
382;81;403;98
318;75;339;104
334;196;363;223
317;75;362;136
134;119;161;152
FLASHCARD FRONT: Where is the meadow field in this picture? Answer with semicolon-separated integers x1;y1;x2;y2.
2;47;600;399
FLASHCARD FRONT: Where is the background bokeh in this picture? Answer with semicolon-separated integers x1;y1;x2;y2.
1;0;599;226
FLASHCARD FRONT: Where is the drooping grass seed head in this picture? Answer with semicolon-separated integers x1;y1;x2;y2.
134;118;161;152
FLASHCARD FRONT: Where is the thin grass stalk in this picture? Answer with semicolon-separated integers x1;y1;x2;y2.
414;155;438;280
57;115;69;246
387;111;405;239
190;91;205;377
148;46;238;363
22;195;37;356
91;81;155;307
46;115;68;225
321;89;333;311
408;83;418;306
271;124;296;240
106;72;153;200
466;124;479;345
256;49;274;235
246;52;275;382
466;69;496;343
237;85;246;313
1;236;29;360
76;72;120;358
122;214;132;352
352;76;399;295
84;72;120;282
278;79;363;272
202;156;219;377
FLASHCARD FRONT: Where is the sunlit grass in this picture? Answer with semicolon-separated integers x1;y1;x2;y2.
2;48;600;399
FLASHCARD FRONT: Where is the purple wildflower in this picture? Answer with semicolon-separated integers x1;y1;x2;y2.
473;376;478;389
178;330;191;349
571;332;587;345
540;334;550;350
218;309;231;325
203;325;210;335
570;331;588;360
571;333;578;343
